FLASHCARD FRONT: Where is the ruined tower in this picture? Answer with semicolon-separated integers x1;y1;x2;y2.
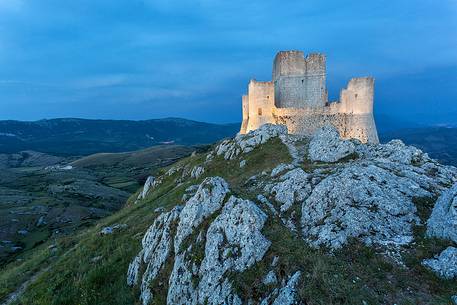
239;50;379;144
272;51;327;108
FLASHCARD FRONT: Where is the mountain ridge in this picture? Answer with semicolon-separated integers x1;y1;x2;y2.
0;118;239;156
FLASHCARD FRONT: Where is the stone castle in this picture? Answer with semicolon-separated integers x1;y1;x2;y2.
239;50;379;143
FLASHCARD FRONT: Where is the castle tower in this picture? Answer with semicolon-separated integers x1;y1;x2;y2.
245;80;275;133
239;95;249;134
272;51;327;108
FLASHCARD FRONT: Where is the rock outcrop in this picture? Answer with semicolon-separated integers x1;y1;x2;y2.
215;124;287;160
427;182;457;243
129;178;272;305
127;206;182;304
174;177;229;252
128;123;457;305
137;176;161;201
301;163;424;249
308;125;356;163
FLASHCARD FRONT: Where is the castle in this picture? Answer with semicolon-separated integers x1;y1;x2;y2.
239;51;379;144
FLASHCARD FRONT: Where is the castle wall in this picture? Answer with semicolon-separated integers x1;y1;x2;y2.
246;80;275;133
332;77;374;114
273;51;327;108
272;108;378;144
239;95;249;134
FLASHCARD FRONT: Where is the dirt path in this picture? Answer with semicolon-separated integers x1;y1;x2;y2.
1;265;51;305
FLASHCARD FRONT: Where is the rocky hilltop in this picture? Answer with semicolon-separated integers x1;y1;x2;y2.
127;124;457;305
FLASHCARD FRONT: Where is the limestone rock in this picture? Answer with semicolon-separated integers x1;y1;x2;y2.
426;182;457;243
137;176;161;201
357;139;426;165
422;246;457;279
190;165;205;179
174;177;229;252
271;168;311;213
272;271;301;305
263;270;278;285
260;271;302;305
100;223;127;235
215;124;288;160
127;206;181;305
127;252;142;286
166;195;270;305
308;125;356;163
270;163;295;178
195;196;270;304
167;251;199;305
301;163;425;249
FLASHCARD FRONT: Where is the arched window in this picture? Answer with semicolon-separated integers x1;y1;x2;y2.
258;108;262;116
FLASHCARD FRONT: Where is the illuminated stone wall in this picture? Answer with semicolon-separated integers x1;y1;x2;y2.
273;51;327;108
239;95;249;134
245;80;275;133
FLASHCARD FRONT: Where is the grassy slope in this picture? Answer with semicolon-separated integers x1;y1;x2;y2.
2;138;456;305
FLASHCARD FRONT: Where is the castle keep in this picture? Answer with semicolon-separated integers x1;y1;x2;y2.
240;51;379;143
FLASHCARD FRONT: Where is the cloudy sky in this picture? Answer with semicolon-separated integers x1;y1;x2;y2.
0;0;456;124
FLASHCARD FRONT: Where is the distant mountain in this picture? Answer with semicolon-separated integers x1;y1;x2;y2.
0;118;239;156
380;127;457;166
374;113;423;133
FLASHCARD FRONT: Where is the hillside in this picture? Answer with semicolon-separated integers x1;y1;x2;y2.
2;124;457;305
0;145;195;266
0;118;239;156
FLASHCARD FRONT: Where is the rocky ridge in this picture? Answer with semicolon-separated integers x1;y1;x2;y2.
128;124;457;304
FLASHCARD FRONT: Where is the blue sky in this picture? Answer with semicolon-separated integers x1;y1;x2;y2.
0;0;456;124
